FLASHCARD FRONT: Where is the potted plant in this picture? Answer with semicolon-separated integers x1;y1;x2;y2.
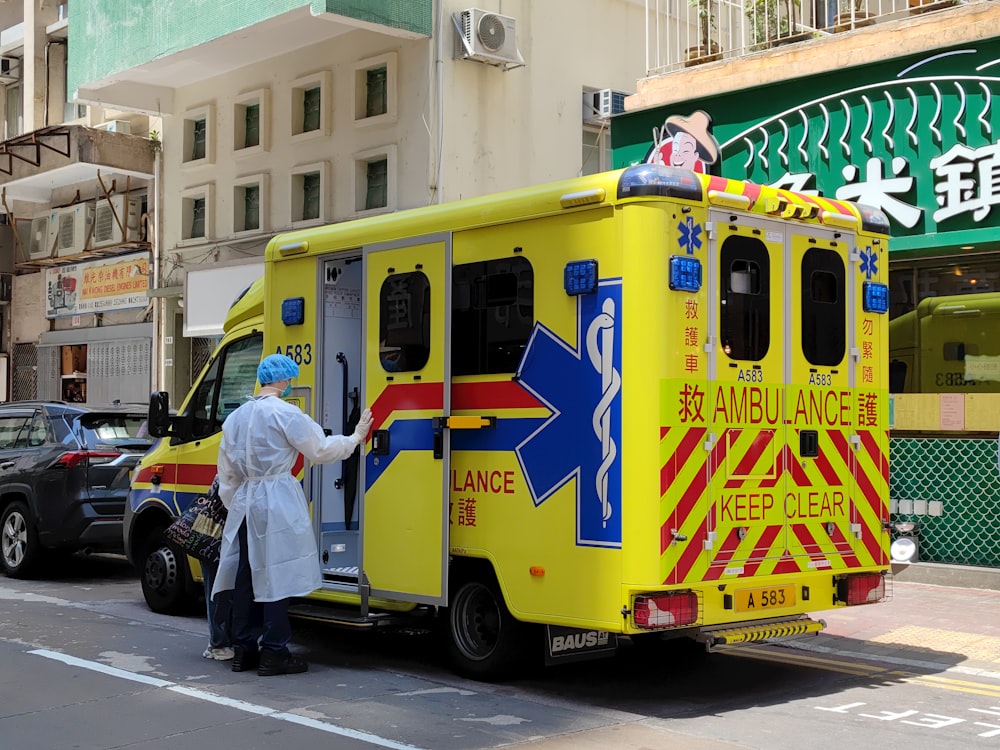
833;0;874;32
684;0;722;66
745;0;804;50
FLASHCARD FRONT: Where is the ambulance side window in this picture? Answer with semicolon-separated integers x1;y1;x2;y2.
451;257;533;376
379;272;431;373
720;238;769;361
801;248;845;366
187;333;264;440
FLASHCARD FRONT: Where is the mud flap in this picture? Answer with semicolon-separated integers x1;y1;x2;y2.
544;625;618;666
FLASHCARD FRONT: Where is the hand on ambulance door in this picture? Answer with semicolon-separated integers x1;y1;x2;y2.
353;409;374;446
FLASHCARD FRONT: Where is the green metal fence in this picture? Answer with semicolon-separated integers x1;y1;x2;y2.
890;437;1000;567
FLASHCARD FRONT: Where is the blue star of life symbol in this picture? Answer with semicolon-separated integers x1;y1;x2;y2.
859;246;878;280
514;282;623;548
677;216;702;255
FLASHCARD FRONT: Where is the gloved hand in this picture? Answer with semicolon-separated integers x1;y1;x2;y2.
352;408;374;445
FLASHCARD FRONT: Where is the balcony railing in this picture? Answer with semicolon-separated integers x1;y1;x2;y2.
644;0;965;75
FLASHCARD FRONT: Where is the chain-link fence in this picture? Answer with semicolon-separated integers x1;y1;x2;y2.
890;437;1000;568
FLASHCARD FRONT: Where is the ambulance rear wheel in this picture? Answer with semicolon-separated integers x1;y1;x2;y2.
447;579;528;681
139;526;192;615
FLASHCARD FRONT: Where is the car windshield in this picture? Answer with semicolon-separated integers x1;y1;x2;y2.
77;413;154;452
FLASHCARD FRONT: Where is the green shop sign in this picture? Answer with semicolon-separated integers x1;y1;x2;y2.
611;40;1000;254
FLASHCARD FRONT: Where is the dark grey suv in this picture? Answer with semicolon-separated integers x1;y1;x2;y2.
0;401;153;578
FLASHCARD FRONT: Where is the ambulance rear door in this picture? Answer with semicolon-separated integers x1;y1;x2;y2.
361;234;451;606
705;212;788;585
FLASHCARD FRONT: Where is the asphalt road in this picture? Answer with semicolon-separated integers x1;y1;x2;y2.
2;554;1000;749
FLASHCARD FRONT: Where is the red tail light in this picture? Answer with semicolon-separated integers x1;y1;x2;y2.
838;573;886;605
633;591;699;629
53;451;121;469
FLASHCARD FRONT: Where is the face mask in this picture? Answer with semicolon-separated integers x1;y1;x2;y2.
281;383;292;398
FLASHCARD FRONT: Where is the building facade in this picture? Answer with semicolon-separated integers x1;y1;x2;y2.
66;0;647;399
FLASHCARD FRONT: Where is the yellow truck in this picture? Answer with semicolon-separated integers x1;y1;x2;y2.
126;164;892;679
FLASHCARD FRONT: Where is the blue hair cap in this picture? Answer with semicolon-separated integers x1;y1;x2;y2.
257;353;300;385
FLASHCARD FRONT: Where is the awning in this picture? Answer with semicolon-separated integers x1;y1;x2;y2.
183;261;263;337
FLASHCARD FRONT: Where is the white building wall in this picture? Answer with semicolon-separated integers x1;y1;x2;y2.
12;271;46;343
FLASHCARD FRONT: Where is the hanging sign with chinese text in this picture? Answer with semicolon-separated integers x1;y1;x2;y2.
44;252;150;319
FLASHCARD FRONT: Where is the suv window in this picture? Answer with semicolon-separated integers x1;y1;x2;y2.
187;333;264;440
78;413;151;452
15;413;50;448
0;415;30;449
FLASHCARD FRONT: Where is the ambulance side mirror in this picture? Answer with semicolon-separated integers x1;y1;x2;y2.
147;391;171;438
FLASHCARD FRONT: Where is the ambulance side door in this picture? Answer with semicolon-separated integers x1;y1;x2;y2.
361;235;451;605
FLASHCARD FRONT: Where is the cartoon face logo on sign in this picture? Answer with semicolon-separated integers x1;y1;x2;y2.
645;110;720;174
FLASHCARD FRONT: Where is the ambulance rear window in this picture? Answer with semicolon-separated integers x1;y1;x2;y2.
801;248;845;366
720;238;769;361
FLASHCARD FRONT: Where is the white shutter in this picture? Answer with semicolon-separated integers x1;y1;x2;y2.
36;346;60;401
86;338;151;406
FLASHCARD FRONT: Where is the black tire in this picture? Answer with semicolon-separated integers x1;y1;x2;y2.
447;579;531;681
139;526;192;614
0;501;42;579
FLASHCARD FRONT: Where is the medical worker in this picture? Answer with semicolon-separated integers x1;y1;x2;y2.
213;353;373;676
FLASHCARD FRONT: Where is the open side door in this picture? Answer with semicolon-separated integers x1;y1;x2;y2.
361;234;451;606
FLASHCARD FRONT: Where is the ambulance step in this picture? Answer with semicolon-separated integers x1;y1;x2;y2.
698;616;826;650
288;603;399;629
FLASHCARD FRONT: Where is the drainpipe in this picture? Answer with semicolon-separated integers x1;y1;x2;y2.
151;140;163;392
434;0;444;204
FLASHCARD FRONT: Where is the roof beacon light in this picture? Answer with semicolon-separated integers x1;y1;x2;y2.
863;282;889;314
564;259;598;296
669;255;702;293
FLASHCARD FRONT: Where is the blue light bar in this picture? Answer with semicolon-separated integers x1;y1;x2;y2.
281;297;305;325
564;259;598;296
863;282;889;314
669;255;702;292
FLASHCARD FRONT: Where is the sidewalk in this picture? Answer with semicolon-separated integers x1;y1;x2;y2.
795;577;1000;677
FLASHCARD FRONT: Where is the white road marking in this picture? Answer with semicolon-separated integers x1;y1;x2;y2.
29;648;424;750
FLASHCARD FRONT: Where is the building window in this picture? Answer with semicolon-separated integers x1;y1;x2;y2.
5;84;22;140
290;162;328;226
181;184;213;243
353;146;396;215
234;89;270;154
366;67;387;117
365;159;387;211
582;126;611;175
234;175;267;234
291;72;331;139
182;105;214;165
354;52;397;126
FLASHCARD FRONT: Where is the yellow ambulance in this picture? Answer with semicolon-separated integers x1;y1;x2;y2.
126;164;892;679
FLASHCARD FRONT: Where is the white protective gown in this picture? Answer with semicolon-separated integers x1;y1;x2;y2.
212;395;359;602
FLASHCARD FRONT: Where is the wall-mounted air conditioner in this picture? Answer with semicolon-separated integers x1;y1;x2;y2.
28;215;50;260
453;8;524;69
48;203;94;257
92;119;131;134
583;89;628;125
0;56;20;84
93;194;142;248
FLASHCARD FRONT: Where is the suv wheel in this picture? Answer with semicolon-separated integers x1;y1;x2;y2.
139;526;192;614
1;501;41;579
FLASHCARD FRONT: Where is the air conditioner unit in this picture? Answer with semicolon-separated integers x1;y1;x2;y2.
27;215;50;260
0;56;20;84
453;8;524;69
48;203;94;257
93;194;142;248
93;119;132;134
583;89;628;125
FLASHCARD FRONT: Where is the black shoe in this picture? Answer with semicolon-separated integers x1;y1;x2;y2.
231;645;260;673
257;651;308;677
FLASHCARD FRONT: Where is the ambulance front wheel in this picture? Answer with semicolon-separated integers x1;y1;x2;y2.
447;579;531;681
139;526;192;615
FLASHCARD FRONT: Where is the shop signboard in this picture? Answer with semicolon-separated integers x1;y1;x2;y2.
44;252;150;318
611;37;1000;255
